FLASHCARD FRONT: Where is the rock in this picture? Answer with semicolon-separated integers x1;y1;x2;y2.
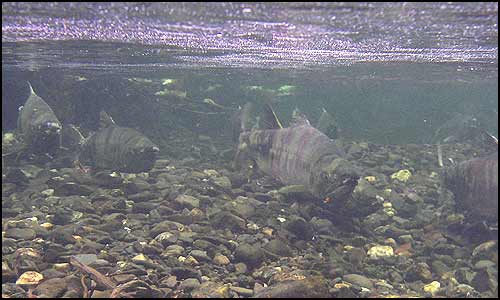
154;232;178;247
71;254;98;265
211;176;232;190
132;202;156;213
234;263;248;274
124;179;150;195
231;286;254;297
213;255;230;266
472;240;497;262
253;192;272;202
453;284;478;297
343;274;374;289
179;278;201;292
6;228;36;240
471;269;496;292
174;194;200;209
366;245;394;260
150;220;185;237
210;211;246;232
455;267;476;285
171;267;201;280
16;271;44;285
128;191;155;202
263;239;293;257
32;276;81;298
473;260;496;270
431;260;451;277
390;169;412;183
422;281;440;296
406;262;433;283
389;192;420;218
284;216;314;240
234;243;264;268
349;179;380;217
346;247;366;268
278;185;311;200
191;281;230;298
253;276;329;298
2;261;17;283
189;250;211;262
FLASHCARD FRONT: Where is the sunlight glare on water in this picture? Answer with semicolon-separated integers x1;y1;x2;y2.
2;2;498;73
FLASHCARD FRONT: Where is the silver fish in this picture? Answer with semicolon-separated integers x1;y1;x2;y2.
79;111;159;173
235;103;360;203
17;82;62;155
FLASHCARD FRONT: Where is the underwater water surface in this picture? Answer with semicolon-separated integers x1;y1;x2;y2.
2;2;498;299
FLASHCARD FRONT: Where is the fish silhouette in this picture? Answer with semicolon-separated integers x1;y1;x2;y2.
17;82;62;156
78;111;159;173
234;103;359;204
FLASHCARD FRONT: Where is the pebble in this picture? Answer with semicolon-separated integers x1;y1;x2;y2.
423;281;440;295
175;194;200;209
234;243;264;268
189;250;211;262
230;286;254;297
179;278;201;291
16;271;44;285
343;274;374;289
6;228;36;240
213;255;230;265
367;245;394;260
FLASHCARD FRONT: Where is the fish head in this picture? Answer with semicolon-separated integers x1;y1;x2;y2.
32;121;62;154
123;144;160;172
133;145;160;161
316;158;360;205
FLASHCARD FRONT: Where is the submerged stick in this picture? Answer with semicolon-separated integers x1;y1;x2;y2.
70;256;117;290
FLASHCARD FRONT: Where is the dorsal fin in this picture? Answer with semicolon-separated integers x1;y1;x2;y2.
260;103;283;129
27;81;35;95
290;107;310;126
99;111;116;129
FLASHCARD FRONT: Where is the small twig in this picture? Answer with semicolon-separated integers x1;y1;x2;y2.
81;275;89;298
70;256;117;290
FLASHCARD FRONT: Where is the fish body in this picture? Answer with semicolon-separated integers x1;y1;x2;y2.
433;112;498;151
17;82;62;155
443;152;498;221
79;111;159;173
236;103;359;202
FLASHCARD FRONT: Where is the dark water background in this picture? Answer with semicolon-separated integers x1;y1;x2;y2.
2;2;498;145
